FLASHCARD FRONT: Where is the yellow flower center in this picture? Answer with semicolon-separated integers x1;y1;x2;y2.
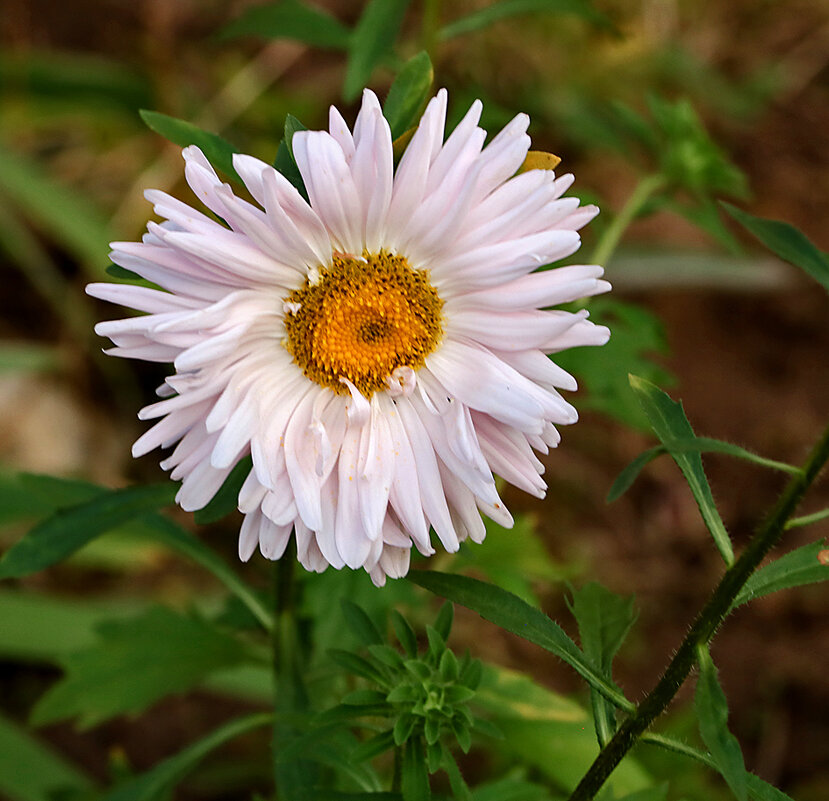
283;251;444;397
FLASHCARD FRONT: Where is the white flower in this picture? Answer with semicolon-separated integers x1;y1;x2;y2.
88;89;610;585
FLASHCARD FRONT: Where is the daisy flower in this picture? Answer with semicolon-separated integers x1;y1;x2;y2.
88;89;610;585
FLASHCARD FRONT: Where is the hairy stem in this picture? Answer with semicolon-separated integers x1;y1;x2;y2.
591;173;667;267
567;421;829;801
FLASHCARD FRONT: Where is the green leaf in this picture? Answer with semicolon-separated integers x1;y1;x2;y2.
470;773;556;801
31;606;250;729
383;51;433;141
0;483;175;579
0;148;111;276
732;540;829;609
721;202;829;292
0;711;96;801
402;736;430;801
438;0;612;40
642;732;795;801
131;513;274;632
475;666;651;794
443;750;472;801
344;0;409;101
608;437;798;503
433;601;454;641
139;110;241;183
220;0;352;49
611;787;668;801
694;645;747;801
568;583;637;672
568;583;637;746
408;571;633;713
351;730;397;763
342;599;384;646
629;375;733;565
99;712;271;801
273;114;309;199
391;610;418;657
193;456;250;524
555;298;672;431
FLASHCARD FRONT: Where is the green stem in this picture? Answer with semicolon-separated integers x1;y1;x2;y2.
271;542;314;799
567;421;829;801
785;506;829;529
591;174;667;267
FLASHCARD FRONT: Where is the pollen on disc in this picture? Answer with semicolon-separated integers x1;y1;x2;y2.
283;251;444;397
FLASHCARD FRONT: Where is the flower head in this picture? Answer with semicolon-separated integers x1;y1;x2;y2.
89;90;610;585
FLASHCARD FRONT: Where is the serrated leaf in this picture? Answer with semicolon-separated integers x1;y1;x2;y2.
408;572;632;713
731;540;829;609
402;736;430;801
695;646;747;801
392;610;418;657
220;0;352;49
192;456;250;524
99;712;270;801
31;607;250;729
721;202;829;292
344;0;409;101
568;582;637;672
443;750;472;800
437;0;612;40
394;713;418;746
383;51;433;140
342;599;384;646
139;110;241;183
629;375;733;565
0;483;175;579
0;710;96;801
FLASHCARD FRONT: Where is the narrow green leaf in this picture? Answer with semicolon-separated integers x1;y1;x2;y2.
351;730;397;763
568;582;636;746
220;0;352;49
786;507;829;529
731;540;829;609
607;447;663;502
139;110;241;183
0;148;111;276
721;202;829;292
391;610;418;657
629;375;733;565
438;0;612;40
443;750;472;801
0;711;96;801
408;571;633;713
130;513;274;632
0;483;175;579
344;0;410;101
568;582;637;673
642;733;795;801
100;712;271;801
695;645;747;801
31;606;251;729
609;436;798;503
193;456;250;524
383;51;433;140
342;599;384;646
273;114;309;198
402;736;430;801
433;601;454;641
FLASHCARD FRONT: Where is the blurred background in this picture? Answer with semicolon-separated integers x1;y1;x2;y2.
1;1;828;799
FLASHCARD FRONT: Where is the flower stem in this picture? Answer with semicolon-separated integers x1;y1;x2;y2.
271;543;314;798
590;174;667;267
567;421;829;801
